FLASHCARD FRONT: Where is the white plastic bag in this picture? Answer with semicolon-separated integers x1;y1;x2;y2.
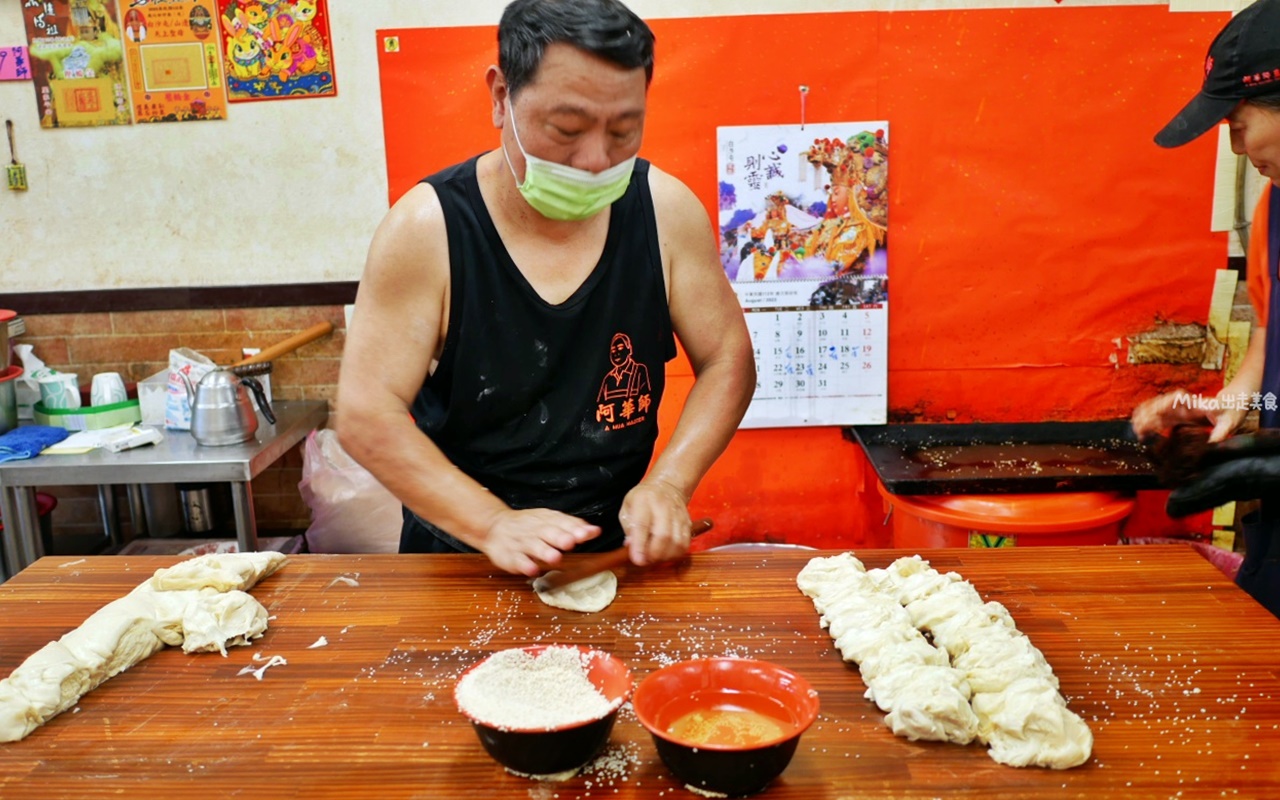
299;429;401;553
165;347;216;430
13;344;54;420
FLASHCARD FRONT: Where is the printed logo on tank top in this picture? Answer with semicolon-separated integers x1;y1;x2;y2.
595;332;653;431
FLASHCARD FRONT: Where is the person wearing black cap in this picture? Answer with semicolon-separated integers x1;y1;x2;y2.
1132;0;1280;617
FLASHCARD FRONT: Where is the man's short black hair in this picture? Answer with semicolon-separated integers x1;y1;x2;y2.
498;0;655;98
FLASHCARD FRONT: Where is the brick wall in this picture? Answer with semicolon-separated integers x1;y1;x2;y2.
12;306;345;548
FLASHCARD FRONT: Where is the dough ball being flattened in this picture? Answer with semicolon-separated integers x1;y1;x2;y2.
534;570;618;613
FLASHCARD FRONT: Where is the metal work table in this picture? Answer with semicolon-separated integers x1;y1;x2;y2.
0;400;328;578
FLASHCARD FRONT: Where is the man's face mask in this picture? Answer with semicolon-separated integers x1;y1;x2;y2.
502;98;636;222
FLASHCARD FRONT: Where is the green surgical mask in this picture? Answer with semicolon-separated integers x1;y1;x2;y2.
503;100;636;221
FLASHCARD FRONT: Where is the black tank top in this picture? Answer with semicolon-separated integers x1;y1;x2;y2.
411;156;675;542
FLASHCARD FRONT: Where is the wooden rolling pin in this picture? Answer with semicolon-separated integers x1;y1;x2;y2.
231;321;334;367
532;518;714;592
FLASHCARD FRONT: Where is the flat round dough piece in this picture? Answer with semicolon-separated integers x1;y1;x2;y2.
534;570;618;613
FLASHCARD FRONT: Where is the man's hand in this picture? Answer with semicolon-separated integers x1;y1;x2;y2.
1132;391;1204;439
1166;454;1280;517
618;479;692;567
1132;390;1247;444
480;509;601;577
1206;389;1251;443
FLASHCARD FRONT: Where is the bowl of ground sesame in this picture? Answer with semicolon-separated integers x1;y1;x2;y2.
454;644;633;778
632;657;820;797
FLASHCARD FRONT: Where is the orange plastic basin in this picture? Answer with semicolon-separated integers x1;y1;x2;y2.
877;480;1134;548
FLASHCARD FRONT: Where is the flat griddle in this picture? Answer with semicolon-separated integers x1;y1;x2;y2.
847;421;1160;495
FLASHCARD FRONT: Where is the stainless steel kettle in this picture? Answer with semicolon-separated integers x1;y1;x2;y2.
187;369;276;446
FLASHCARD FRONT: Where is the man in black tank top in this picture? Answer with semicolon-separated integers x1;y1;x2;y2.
336;0;755;577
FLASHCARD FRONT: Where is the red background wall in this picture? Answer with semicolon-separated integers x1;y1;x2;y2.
376;7;1228;547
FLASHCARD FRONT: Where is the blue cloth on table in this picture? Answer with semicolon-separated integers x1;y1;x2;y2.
0;426;70;463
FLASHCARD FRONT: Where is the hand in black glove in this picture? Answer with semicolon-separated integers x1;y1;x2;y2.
1166;454;1280;518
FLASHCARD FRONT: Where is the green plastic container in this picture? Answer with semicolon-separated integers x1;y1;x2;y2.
34;399;142;431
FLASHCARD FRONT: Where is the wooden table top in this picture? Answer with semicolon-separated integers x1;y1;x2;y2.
0;546;1277;799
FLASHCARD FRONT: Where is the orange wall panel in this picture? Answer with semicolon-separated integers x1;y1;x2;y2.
377;7;1230;544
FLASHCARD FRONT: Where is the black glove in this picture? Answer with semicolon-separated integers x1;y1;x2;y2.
1166;454;1280;518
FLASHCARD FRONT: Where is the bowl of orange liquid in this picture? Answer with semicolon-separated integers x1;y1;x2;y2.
632;658;820;797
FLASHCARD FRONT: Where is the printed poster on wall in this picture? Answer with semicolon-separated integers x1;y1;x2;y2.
216;0;336;101
121;1;227;122
21;0;132;128
718;122;889;428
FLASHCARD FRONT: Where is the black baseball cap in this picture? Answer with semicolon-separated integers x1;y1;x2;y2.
1155;0;1280;148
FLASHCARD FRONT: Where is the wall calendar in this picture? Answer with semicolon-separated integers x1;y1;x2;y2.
718;122;889;428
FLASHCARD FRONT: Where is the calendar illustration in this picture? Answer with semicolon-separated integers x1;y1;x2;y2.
718;122;889;428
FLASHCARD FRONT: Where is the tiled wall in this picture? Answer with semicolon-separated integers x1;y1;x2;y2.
13;306;345;547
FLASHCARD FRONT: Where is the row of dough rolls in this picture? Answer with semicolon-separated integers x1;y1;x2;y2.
797;552;1092;769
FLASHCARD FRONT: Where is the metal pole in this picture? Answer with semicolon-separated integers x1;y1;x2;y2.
229;481;259;552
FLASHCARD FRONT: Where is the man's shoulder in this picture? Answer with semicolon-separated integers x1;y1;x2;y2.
643;161;683;194
420;155;480;190
643;163;711;238
387;180;447;232
644;163;701;213
370;182;450;281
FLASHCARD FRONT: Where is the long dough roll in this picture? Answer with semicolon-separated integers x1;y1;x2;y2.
0;552;286;743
